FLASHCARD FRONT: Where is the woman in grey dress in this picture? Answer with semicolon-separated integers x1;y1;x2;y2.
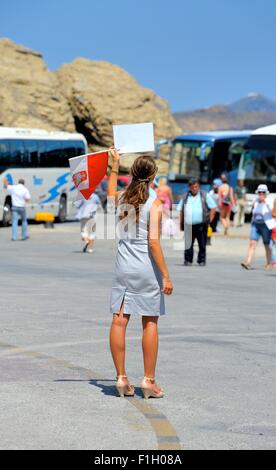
108;148;173;399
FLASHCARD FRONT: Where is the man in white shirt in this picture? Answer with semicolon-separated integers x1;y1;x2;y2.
4;177;31;241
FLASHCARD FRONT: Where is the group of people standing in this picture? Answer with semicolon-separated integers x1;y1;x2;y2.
177;174;276;270
5;169;276;274
176;173;250;267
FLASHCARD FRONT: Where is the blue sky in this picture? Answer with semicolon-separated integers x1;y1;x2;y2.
2;0;276;112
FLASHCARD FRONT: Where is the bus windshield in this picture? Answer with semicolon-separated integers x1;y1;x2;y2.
169;140;212;183
238;148;276;193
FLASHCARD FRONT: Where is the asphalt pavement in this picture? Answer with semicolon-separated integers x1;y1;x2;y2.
0;220;275;450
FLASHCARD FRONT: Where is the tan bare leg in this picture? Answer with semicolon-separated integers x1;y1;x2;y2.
109;302;130;378
141;316;162;394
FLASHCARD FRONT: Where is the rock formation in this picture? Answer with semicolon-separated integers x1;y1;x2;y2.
0;38;180;171
0;38;75;132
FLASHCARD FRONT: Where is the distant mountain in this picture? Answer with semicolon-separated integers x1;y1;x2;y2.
174;94;276;133
228;93;276;113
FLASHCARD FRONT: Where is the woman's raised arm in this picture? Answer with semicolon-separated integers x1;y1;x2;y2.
107;147;122;206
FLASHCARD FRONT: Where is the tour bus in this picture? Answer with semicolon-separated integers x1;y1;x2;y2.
164;130;252;202
0;127;88;225
237;124;276;209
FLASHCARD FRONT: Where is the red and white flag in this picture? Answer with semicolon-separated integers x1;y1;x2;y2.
69;151;109;200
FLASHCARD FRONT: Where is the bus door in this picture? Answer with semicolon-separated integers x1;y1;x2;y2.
211;140;231;179
211;139;245;187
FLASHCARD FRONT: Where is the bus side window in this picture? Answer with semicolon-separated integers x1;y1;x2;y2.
38;141;48;167
24;140;39;167
47;141;62;167
61;141;79;165
73;140;86;158
38;140;61;167
9;140;24;167
0;140;10;168
254;154;276;180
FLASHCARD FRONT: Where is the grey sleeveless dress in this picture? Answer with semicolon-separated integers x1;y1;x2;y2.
110;192;165;316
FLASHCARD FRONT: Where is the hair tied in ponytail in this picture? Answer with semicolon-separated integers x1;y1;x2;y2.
121;155;157;222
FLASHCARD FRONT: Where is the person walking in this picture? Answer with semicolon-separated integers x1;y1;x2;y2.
155;177;174;215
208;178;221;232
108;148;173;399
270;197;276;268
234;179;247;227
4;177;31;241
218;173;235;235
74;192;101;253
154;177;176;238
179;178;216;266
241;184;273;270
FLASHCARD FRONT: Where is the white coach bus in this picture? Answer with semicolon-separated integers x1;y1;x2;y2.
0;127;88;225
237;123;276;211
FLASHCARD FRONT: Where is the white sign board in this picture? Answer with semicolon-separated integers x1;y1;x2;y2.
113;122;155;154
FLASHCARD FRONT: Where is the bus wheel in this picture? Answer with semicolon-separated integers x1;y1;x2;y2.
2;199;12;226
57;195;67;222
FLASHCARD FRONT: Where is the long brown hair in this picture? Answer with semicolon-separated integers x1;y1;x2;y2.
121;155;157;222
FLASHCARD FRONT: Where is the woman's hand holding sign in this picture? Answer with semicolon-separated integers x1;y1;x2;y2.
109;147;120;164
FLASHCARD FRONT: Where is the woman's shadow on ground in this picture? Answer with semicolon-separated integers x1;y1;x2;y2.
54;378;143;398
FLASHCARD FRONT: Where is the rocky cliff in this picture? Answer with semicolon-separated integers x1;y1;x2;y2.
0;38;180;171
0;39;75;132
